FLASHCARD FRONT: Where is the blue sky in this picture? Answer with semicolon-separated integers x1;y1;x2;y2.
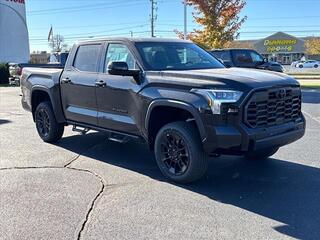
26;0;320;52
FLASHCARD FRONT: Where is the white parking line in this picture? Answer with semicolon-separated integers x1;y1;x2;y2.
303;110;320;124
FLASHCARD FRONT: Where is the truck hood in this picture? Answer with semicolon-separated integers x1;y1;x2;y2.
146;67;299;92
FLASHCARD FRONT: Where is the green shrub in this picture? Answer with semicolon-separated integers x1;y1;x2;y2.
0;63;10;85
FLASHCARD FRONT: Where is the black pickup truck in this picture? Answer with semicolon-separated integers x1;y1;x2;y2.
209;49;285;73
21;38;305;183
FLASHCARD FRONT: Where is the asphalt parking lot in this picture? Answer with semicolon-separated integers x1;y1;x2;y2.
0;87;319;240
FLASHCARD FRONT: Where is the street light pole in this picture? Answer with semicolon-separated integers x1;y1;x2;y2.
184;0;187;40
151;0;156;37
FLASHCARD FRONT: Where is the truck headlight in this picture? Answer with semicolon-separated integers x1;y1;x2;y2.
191;89;243;114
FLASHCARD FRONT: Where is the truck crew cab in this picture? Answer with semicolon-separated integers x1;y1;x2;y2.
21;38;305;183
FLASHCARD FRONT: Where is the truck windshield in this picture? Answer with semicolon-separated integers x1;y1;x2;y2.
135;42;225;71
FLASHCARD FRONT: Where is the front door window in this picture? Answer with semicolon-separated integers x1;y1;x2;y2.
105;43;137;71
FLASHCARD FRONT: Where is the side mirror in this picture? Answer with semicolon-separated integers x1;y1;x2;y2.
108;61;142;84
108;61;129;73
263;58;268;63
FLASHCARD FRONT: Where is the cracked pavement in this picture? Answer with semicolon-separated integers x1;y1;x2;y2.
0;87;320;240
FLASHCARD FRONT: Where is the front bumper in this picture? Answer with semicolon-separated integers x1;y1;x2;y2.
203;116;306;154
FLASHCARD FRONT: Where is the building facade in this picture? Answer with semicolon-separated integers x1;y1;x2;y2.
0;0;30;63
254;32;306;65
30;51;50;64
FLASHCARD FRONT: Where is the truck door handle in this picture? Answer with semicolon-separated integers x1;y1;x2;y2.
61;78;72;84
95;80;106;87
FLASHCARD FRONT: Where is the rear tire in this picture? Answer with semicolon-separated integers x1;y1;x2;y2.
244;147;279;160
154;121;208;184
314;64;318;68
35;101;64;143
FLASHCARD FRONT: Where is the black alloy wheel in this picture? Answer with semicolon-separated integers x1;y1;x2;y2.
159;132;190;176
154;121;208;183
35;101;64;143
36;108;50;137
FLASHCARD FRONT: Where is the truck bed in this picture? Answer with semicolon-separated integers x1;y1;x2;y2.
22;67;63;87
20;67;64;115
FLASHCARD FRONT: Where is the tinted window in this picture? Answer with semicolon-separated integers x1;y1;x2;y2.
136;42;224;71
249;51;264;62
210;51;222;59
73;44;101;72
233;50;252;65
211;51;232;62
105;43;136;71
221;51;232;62
233;50;263;66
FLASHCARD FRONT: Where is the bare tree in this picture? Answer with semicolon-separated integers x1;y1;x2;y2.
48;34;68;53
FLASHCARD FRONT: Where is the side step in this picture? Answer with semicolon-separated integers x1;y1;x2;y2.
108;133;130;144
72;125;90;135
69;122;143;144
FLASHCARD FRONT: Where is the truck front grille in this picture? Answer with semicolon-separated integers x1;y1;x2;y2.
244;87;302;128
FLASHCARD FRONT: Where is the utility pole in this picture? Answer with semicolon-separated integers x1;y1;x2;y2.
150;0;157;37
184;0;187;40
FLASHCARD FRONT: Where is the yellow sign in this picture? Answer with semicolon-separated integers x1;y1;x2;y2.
264;39;297;46
266;45;294;53
263;39;297;53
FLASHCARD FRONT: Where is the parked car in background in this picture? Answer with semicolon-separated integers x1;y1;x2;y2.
9;63;21;86
209;49;285;73
291;60;301;68
295;60;319;68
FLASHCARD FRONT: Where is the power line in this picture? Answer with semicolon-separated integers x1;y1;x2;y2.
250;16;320;20
29;31;151;42
29;28;320;41
28;0;147;16
30;24;148;39
30;21;148;30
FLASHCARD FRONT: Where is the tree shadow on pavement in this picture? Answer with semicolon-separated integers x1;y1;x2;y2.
56;133;320;240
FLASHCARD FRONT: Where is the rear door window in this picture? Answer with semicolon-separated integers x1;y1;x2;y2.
73;44;101;72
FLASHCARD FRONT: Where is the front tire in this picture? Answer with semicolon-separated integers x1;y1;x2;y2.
35;101;64;143
154;121;208;184
244;147;279;160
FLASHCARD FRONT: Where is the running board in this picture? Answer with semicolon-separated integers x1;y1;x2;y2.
108;133;130;144
68;121;143;143
72;125;89;135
